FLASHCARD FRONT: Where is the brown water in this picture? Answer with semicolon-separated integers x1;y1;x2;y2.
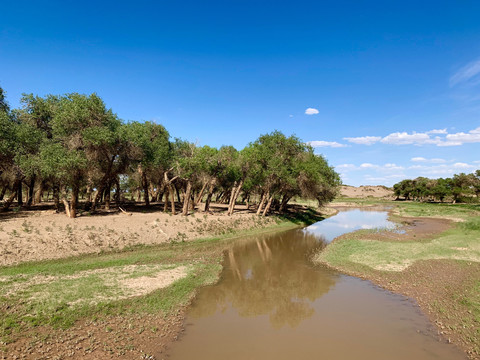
165;209;466;359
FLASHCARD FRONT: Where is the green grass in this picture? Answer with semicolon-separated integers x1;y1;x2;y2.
316;213;480;272
395;201;480;219
0;214;311;343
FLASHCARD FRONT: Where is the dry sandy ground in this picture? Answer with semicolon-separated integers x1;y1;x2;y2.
340;185;394;199
0;203;276;267
0;203;280;359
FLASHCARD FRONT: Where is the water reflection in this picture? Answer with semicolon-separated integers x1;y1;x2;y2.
303;208;396;243
190;231;335;329
166;209;466;360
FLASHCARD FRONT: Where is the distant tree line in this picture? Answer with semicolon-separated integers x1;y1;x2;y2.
0;87;341;218
393;172;480;203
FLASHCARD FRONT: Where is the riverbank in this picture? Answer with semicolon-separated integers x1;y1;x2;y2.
0;205;323;359
316;202;480;359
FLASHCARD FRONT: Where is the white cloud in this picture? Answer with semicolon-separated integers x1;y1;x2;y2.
445;127;480;144
450;59;480;86
381;131;432;145
436;141;463;147
408;163;477;177
411;157;446;163
384;163;404;170
426;129;448;134
289;114;293;118
336;164;356;170
343;136;381;145
330;127;480;148
453;162;475;169
305;107;319;115
308;140;347;148
360;163;378;169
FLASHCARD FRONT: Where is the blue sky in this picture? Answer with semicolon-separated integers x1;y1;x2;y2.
1;0;480;186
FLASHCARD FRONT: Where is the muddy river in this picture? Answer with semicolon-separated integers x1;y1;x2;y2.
165;209;465;359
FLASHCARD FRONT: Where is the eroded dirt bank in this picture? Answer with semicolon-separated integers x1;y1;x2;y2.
0;204;277;267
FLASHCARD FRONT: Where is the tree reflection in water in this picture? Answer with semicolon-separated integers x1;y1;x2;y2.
189;229;338;329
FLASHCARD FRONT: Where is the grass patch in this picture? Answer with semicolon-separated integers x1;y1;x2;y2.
317;215;480;272
0;213;310;343
395;202;480;220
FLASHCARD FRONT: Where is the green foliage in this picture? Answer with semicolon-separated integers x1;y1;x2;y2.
121;121;171;170
0;84;339;215
393;172;480;203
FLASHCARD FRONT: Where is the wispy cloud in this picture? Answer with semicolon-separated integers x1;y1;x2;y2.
336;164;356;170
411;157;446;163
426;129;447;134
380;131;432;145
336;163;404;171
450;58;480;87
305;107;319;115
360;163;377;169
339;127;480;147
408;163;477;176
343;136;381;145
308;140;347;148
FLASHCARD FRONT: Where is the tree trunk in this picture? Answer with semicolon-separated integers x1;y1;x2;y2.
104;183;111;210
164;187;169;212
34;181;44;204
142;171;150;207
195;182;208;205
17;181;23;206
70;184;79;218
228;180;243;216
170;185;176;215
221;191;230;204
91;183;107;211
53;185;60;212
158;190;164;204
182;181;192;216
279;194;291;213
228;182;238;213
1;181;19;211
175;184;181;203
262;194;274;216
0;186;6;201
114;177;121;206
256;192;267;215
85;183;93;210
204;193;213;212
60;189;72;218
190;192;195;210
26;175;36;206
204;181;215;213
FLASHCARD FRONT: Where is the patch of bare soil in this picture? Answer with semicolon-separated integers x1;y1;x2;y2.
1;311;185;360
339;185;394;199
378;260;480;359
373;216;452;242
0;203;277;267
